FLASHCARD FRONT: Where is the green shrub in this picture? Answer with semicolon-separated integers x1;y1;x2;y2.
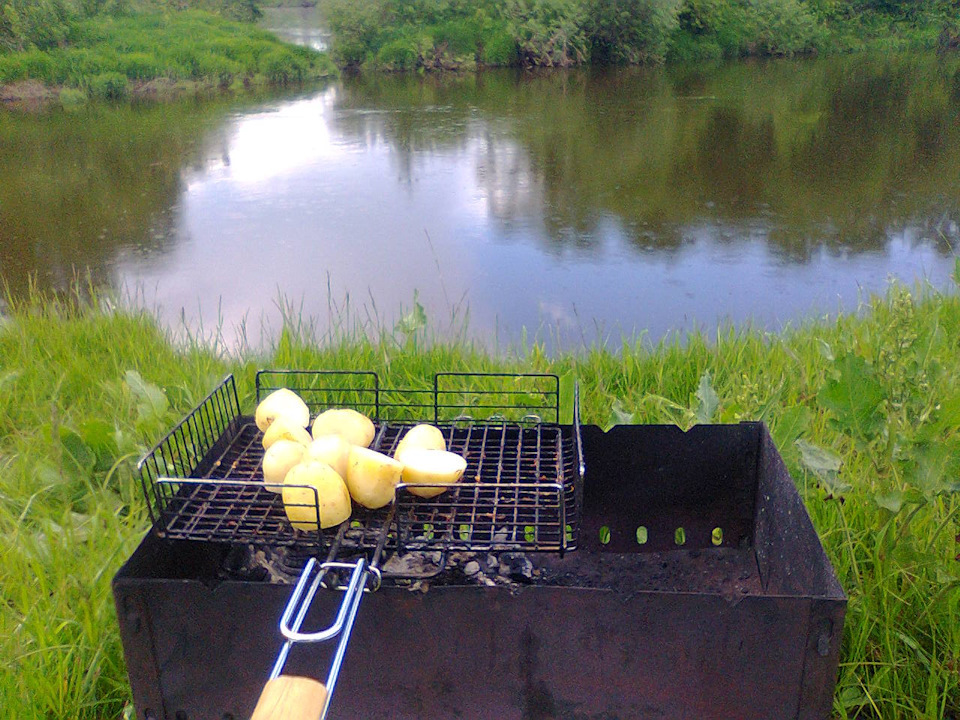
58;86;87;108
87;70;128;100
377;37;419;70
745;0;826;55
504;0;590;66
0;0;72;51
588;0;683;63
194;52;241;85
480;27;518;65
327;0;382;67
117;51;162;80
259;47;309;84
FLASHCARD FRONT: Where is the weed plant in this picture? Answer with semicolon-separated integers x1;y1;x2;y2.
1;276;959;717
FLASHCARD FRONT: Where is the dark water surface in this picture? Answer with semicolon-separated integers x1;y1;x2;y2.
2;53;958;349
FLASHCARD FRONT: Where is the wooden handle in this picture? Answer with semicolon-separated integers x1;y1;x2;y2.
251;675;328;720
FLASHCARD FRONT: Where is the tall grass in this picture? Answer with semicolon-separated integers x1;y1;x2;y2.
1;276;959;718
0;10;336;95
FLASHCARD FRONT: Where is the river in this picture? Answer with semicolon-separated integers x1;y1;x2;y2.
1;23;958;350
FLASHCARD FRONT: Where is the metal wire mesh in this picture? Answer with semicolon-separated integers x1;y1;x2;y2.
140;371;581;557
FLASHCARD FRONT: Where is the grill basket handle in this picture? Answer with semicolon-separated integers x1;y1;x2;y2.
260;558;371;720
251;675;328;720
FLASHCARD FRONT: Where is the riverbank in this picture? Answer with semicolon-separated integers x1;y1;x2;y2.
1;279;958;717
0;10;335;110
322;0;959;71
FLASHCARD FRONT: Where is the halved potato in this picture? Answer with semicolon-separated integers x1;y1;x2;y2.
399;448;467;499
346;446;403;509
306;434;351;479
312;408;376;448
262;416;312;450
282;461;351;530
394;424;446;461
255;388;310;433
262;439;307;492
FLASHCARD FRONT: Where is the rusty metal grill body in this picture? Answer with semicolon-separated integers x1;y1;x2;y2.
117;372;846;720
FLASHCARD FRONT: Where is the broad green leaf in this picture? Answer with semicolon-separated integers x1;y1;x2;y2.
839;686;866;709
817;354;884;440
80;418;119;472
909;442;959;497
695;370;719;424
59;426;96;474
795;438;849;495
953;256;960;288
772;405;812;450
796;439;842;475
125;370;168;424
873;490;904;514
604;399;635;431
395;292;427;335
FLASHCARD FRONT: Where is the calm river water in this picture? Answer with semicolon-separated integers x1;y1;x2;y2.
1;42;958;350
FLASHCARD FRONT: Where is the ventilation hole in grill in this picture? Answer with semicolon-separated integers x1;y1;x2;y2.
599;526;611;545
712;527;724;546
636;526;648;545
674;527;686;546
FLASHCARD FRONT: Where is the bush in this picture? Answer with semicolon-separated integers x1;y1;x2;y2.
480;27;518;65
504;0;590;67
326;0;382;67
87;70;128;99
259;48;309;84
0;0;72;51
588;0;683;63
58;86;87;108
117;52;162;80
670;0;824;58
377;37;419;70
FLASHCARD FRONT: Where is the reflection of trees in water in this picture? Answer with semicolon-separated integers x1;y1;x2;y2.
333;56;960;264
0;99;237;299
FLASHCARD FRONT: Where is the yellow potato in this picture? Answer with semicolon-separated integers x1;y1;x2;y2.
255;388;310;433
312;408;376;448
262;439;307;492
306;435;352;479
282;461;351;530
346;446;403;509
262;416;312;450
399;448;467;499
394;424;446;461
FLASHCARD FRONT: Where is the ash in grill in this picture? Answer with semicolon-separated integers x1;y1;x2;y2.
118;370;846;720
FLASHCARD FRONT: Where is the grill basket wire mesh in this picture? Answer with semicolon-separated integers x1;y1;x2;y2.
140;371;581;558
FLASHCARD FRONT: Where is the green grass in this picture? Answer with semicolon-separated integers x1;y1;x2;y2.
0;10;337;97
1;276;959;718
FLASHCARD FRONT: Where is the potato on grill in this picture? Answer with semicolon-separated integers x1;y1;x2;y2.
345;446;403;509
394;423;446;461
312;408;376;448
255;388;310;433
399;448;467;498
306;434;352;480
262;416;312;450
282;461;351;530
262;439;307;492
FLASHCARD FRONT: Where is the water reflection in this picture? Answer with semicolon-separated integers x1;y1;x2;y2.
1;54;958;348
